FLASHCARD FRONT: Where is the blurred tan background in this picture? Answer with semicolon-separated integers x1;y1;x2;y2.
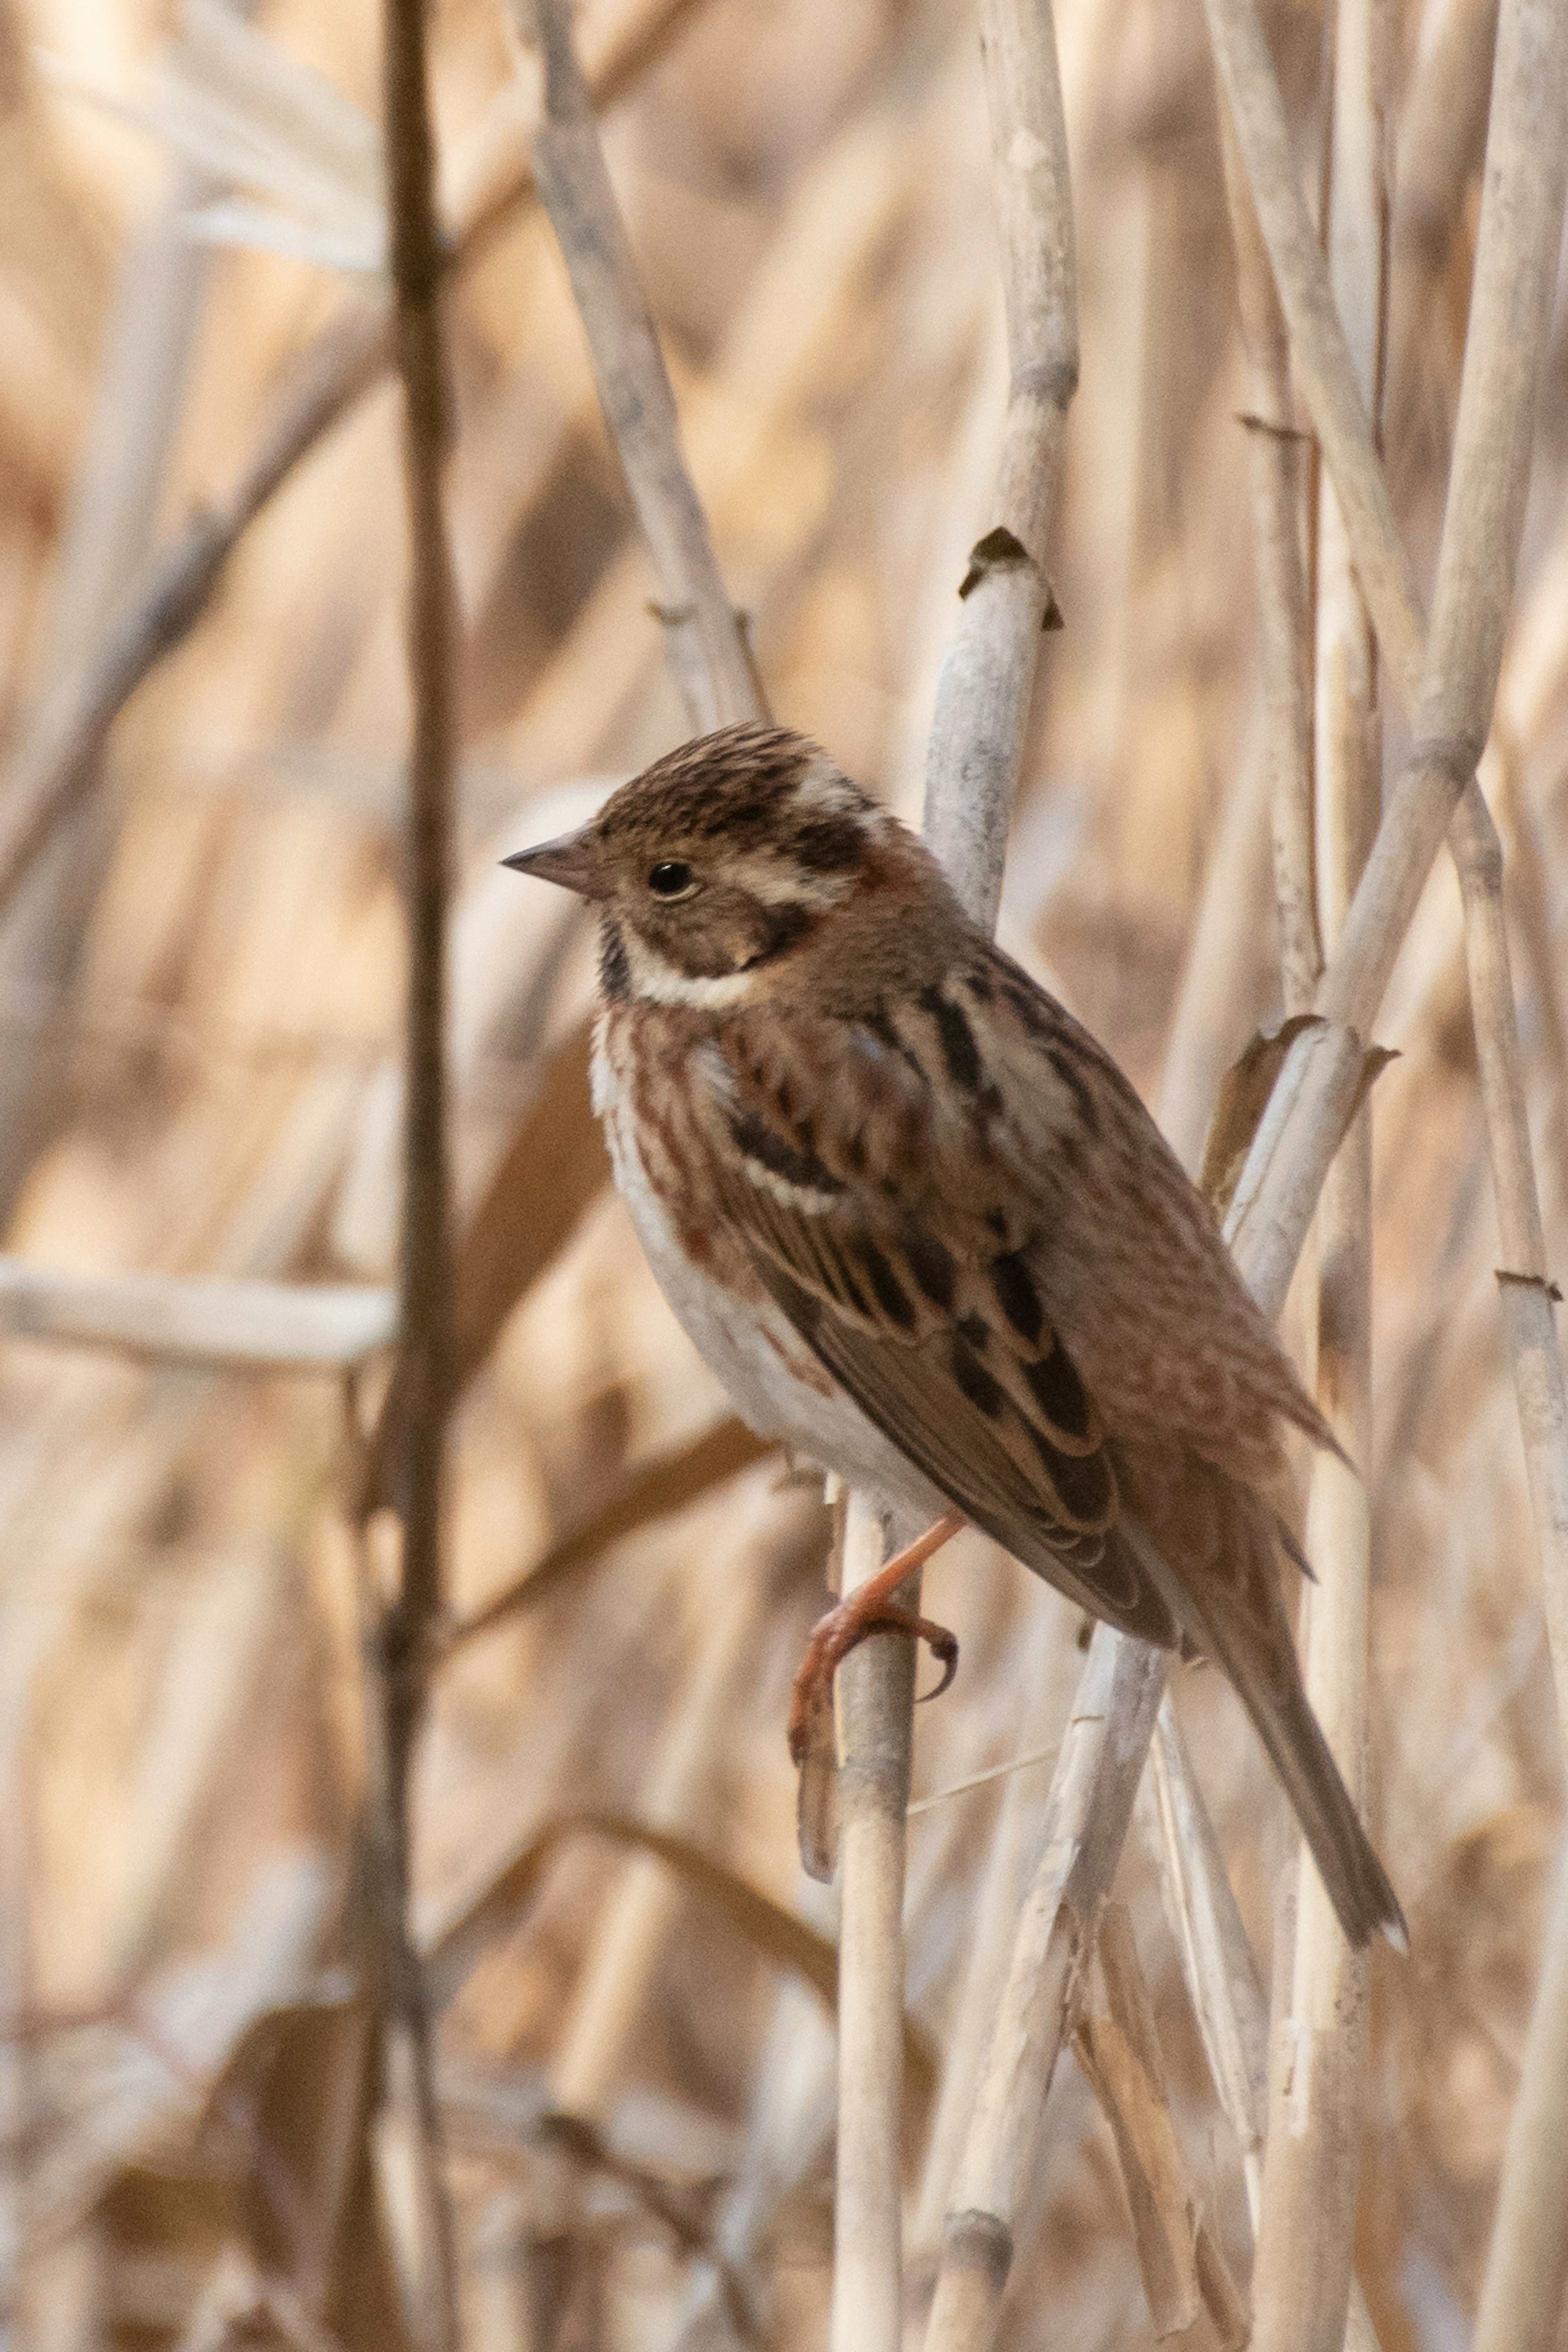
0;0;1564;2343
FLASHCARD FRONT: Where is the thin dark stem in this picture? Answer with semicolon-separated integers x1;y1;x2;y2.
379;0;459;2341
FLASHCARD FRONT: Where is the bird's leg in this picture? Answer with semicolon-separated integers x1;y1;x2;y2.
787;1508;965;1766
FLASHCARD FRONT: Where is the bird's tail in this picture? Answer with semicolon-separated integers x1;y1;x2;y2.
1129;1478;1406;1953
1217;1613;1407;1952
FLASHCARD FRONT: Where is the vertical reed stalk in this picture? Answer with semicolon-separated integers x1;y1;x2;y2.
1214;102;1319;1014
1202;0;1568;1742
1250;3;1387;2340
376;0;461;2341
829;1493;921;2352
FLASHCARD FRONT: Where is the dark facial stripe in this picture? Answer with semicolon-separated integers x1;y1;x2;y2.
922;987;982;1091
743;900;816;966
599;920;631;1001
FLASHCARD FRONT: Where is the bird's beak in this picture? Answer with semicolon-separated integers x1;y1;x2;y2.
501;827;601;898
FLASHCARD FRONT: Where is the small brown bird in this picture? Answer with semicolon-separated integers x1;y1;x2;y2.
506;722;1404;1951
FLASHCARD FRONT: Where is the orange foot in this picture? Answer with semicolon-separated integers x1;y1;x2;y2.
787;1509;966;1766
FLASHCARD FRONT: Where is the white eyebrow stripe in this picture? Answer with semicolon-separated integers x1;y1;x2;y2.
718;849;854;909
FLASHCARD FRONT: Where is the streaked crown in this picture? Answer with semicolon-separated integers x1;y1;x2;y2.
504;724;908;1007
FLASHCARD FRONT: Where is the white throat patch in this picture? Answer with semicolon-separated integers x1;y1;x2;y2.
621;929;763;1009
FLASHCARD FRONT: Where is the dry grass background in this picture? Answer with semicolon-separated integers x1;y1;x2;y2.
0;0;1566;2343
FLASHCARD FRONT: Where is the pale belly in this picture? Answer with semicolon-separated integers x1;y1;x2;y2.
591;1036;947;1521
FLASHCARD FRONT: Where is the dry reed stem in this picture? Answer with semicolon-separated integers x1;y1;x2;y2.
0;0;706;929
1204;0;1568;1736
1156;699;1274;1176
1249;5;1386;2336
481;0;818;2325
1213;101;1319;1014
375;0;461;2341
1386;0;1499;431
1471;1833;1568;2352
766;0;1082;2330
518;0;760;731
0;1261;395;1371
1140;1706;1388;2348
1072;1902;1248;2348
924;1628;1166;2352
921;0;1077;935
826;2;1079;2338
829;1490;921;2352
0;155;218;1221
1138;1699;1266;2223
910;1595;1075;2254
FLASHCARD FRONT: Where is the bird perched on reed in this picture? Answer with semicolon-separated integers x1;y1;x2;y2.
505;721;1403;1951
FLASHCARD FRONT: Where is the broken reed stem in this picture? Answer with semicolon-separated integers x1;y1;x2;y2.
1214;100;1319;1013
1250;2;1386;2339
0;0;706;929
1139;1699;1267;2223
1206;0;1568;1741
519;0;760;729
1072;1904;1249;2347
1140;1702;1388;2350
921;0;1078;935
377;0;460;2343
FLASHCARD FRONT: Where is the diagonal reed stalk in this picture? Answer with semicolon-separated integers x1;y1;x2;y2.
0;0;709;930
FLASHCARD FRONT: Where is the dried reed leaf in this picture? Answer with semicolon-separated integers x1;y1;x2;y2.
1072;1903;1203;2341
421;1809;938;2113
1199;1015;1395;1219
1198;1013;1323;1216
450;1020;606;1388
444;1414;779;1650
363;1021;607;1511
529;2111;768;2350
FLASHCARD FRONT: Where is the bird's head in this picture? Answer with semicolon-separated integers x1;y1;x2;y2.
503;724;927;1008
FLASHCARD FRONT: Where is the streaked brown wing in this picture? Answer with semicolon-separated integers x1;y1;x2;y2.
959;944;1334;1475
725;1169;1184;1651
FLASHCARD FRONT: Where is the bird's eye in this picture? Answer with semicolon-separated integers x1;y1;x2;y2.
647;860;696;899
